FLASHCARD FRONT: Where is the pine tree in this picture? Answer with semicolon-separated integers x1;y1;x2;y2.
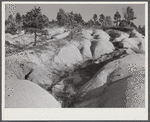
114;10;121;27
123;6;137;26
105;16;113;27
15;12;22;24
93;14;98;24
99;14;105;26
5;14;17;35
56;8;66;26
23;6;49;46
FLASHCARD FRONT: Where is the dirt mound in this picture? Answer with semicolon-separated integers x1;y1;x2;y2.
92;29;110;41
75;74;145;108
5;28;145;108
78;53;144;95
91;40;115;60
89;29;115;60
73;53;145;107
54;44;83;67
122;37;145;53
69;30;93;61
112;29;145;53
5;79;61;108
5;50;53;88
67;54;145;107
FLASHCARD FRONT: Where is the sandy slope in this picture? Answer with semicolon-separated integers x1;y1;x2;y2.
74;54;145;107
5;79;61;108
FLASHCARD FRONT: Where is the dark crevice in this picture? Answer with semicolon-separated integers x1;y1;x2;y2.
24;69;33;80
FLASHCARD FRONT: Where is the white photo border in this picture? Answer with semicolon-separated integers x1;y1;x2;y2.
2;1;148;120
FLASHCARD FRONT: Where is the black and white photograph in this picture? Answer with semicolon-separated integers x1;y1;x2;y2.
2;1;148;120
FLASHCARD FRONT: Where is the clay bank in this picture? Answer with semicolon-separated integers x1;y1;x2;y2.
5;27;145;108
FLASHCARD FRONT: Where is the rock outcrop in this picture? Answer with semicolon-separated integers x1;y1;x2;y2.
5;79;61;108
90;29;115;60
92;29;110;41
54;44;83;67
91;40;115;60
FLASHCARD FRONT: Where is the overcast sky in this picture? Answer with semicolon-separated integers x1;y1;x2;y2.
6;3;145;26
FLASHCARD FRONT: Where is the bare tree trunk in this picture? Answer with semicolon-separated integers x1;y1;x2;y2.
33;30;37;46
116;19;118;27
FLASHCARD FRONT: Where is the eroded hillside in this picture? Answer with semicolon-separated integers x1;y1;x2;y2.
5;27;145;108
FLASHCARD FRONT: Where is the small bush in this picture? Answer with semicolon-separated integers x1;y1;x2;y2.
5;25;17;35
109;31;121;42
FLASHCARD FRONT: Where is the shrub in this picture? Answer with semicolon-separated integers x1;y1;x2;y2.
5;23;17;35
108;31;120;42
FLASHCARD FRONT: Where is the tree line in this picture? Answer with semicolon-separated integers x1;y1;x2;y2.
5;6;145;46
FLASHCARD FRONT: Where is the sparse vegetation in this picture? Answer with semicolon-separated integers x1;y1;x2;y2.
5;5;141;36
5;4;145;108
138;25;145;36
22;7;49;46
114;10;121;27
